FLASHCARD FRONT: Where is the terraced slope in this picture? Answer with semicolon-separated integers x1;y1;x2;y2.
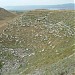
0;10;75;75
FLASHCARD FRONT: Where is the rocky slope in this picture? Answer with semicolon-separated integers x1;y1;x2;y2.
0;10;75;75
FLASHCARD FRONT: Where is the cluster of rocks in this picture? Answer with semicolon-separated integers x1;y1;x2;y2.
0;47;36;75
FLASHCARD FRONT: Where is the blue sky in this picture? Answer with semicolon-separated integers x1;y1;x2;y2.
0;0;74;7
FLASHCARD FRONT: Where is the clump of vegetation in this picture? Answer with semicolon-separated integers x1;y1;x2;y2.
0;61;3;69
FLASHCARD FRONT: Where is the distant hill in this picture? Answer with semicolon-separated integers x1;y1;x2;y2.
4;3;75;10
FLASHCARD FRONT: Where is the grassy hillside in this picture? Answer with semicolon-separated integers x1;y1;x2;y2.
0;10;75;75
0;8;18;33
0;7;16;20
0;8;17;27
